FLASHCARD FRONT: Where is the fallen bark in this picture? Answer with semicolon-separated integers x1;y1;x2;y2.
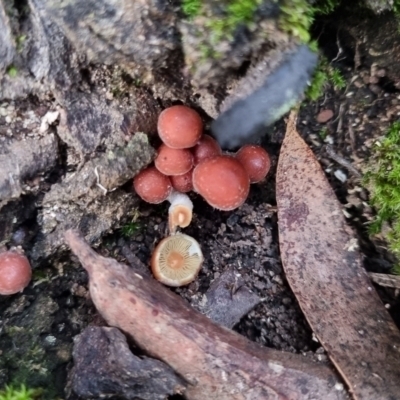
276;111;400;400
65;229;347;400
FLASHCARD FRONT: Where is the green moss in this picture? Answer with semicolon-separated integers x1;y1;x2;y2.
0;385;42;400
279;0;314;43
305;58;346;101
181;0;201;18
120;221;141;237
6;66;17;78
364;122;400;273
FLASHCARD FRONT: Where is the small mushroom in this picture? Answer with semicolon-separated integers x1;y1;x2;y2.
193;155;250;211
235;144;271;183
151;233;203;287
133;166;172;204
157;105;203;149
192;134;222;165
155;144;194;176
170;169;193;193
0;251;32;295
167;191;193;234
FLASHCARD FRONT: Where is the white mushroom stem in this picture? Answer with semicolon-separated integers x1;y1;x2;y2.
167;190;193;234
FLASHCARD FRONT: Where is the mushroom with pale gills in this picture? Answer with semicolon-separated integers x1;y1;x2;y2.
0;251;32;295
167;191;193;234
151;233;203;287
193;155;250;211
133;166;172;204
235;144;271;183
157;105;203;149
154;144;194;176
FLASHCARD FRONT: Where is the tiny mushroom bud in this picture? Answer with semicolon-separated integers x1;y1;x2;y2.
158;105;203;149
193;155;250;211
236;144;271;183
151;233;203;287
0;251;32;295
133;166;172;204
154;144;194;176
192;134;222;165
167;191;193;234
170;169;193;193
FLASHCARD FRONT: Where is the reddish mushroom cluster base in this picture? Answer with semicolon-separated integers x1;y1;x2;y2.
132;105;271;287
133;105;271;211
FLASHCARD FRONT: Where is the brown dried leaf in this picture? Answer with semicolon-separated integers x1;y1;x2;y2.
276;111;400;400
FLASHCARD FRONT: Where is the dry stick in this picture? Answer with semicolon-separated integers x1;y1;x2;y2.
65;230;347;400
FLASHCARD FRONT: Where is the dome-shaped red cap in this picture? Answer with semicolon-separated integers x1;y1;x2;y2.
133;166;172;204
155;144;193;176
192;134;222;165
236;145;271;183
193;155;250;211
0;251;32;295
157;105;203;149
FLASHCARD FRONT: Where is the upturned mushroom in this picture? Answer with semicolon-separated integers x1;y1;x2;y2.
193;155;250;211
167;191;193;234
151;233;203;287
157;105;203;149
0;251;32;295
235;144;271;183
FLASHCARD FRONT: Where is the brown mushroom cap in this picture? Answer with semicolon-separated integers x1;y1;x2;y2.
157;105;203;149
235;144;271;183
170;169;193;193
0;251;32;295
151;234;203;287
133;166;172;204
192;155;250;211
192;134;222;165
154;144;194;176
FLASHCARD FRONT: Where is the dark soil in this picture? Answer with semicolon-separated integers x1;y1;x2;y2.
1;48;400;400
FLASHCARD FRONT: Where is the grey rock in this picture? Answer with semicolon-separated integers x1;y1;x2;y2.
0;1;15;76
197;269;261;329
41;0;179;71
71;326;185;400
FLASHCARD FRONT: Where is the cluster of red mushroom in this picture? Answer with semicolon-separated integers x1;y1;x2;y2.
133;105;270;287
134;105;270;227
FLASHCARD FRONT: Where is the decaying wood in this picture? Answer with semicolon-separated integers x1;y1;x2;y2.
65;229;347;400
0;134;58;207
369;272;400;290
276;111;400;400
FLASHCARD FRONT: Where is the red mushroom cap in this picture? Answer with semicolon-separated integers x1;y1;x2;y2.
133;166;172;204
170;169;193;193
157;105;203;149
235;144;271;183
0;251;32;295
154;144;194;176
192;134;222;165
192;155;250;211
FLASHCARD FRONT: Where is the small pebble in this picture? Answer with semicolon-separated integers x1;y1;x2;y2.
316;109;334;123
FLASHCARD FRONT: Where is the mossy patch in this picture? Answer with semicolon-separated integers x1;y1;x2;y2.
364;122;400;273
305;58;346;101
0;384;42;400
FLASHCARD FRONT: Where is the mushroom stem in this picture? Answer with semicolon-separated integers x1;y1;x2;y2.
167;190;193;234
